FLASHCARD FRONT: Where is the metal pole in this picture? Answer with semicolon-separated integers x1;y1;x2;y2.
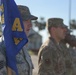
69;0;71;28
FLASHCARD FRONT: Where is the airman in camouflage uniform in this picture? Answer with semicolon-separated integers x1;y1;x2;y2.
59;42;76;75
62;28;76;74
38;18;75;75
0;5;38;75
12;5;38;75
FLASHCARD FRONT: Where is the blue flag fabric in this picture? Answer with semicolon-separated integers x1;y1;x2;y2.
2;0;28;75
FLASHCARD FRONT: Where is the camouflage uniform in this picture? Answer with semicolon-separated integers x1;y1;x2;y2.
0;41;7;75
15;45;34;75
68;47;76;72
38;37;76;75
38;37;66;75
0;40;34;75
59;42;76;75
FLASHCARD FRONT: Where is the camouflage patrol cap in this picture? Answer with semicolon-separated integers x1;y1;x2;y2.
46;18;67;28
18;5;38;21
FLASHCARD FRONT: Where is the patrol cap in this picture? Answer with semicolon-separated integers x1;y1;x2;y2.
18;5;38;21
46;18;67;28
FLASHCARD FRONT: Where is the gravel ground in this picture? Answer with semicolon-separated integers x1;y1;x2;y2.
31;55;38;75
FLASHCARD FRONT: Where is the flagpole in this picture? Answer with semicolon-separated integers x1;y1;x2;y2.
69;0;71;28
7;67;12;75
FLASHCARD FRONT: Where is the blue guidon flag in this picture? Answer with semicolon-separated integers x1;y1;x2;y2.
1;0;28;75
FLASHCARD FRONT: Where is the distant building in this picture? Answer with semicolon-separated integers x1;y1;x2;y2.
28;28;42;52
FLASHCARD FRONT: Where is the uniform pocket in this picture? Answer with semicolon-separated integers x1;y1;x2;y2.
0;60;4;69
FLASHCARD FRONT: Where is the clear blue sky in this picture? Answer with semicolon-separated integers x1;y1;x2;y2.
15;0;76;25
15;0;76;42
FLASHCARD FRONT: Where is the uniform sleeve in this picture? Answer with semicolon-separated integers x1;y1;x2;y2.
38;46;66;75
0;41;6;57
0;43;7;75
38;46;55;75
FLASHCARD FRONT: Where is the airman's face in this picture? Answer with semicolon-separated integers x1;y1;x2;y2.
23;20;32;36
55;26;67;40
